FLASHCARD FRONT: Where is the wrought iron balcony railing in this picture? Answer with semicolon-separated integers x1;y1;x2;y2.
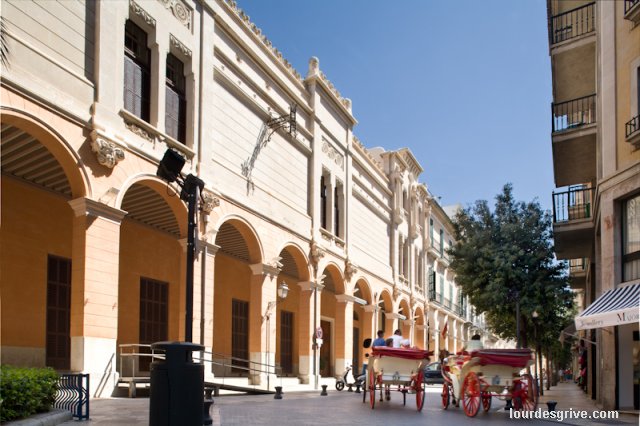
552;186;594;223
444;298;452;310
626;115;639;139
549;2;595;45
552;94;596;133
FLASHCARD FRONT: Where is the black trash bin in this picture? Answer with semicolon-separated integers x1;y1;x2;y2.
149;341;204;426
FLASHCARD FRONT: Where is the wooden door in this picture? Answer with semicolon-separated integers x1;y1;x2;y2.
320;320;331;377
280;310;294;375
231;299;249;375
139;278;168;372
46;255;71;370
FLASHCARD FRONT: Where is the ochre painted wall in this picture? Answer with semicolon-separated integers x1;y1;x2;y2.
1;178;72;348
117;220;182;345
213;254;251;356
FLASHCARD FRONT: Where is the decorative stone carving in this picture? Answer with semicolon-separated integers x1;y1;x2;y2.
170;34;192;58
130;0;156;27
321;138;344;169
393;285;401;301
200;191;220;214
309;240;325;270
344;259;357;281
220;0;302;82
268;256;283;269
308;57;319;78
158;0;192;29
124;122;153;142
90;131;125;168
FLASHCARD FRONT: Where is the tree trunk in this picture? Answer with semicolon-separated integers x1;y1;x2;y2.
546;349;551;390
537;342;544;396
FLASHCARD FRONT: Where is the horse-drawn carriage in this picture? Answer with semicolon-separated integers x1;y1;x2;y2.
441;348;538;417
363;345;432;411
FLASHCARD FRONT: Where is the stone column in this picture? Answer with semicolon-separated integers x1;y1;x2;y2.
68;198;126;397
334;295;354;377
297;280;322;384
198;242;218;382
248;263;280;386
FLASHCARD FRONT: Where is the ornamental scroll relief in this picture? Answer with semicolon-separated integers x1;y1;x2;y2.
90;131;125;169
321;138;344;169
158;0;192;29
130;1;156;27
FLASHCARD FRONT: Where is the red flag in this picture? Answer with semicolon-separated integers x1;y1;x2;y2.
441;322;448;339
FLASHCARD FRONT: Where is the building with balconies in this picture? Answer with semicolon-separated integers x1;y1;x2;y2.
547;0;640;411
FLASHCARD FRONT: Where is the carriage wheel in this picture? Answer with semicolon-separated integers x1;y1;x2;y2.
513;374;538;411
441;383;450;409
369;368;376;409
462;372;481;417
481;391;492;412
415;371;425;412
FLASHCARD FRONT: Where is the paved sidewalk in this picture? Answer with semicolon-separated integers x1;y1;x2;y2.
15;382;640;425
538;382;638;424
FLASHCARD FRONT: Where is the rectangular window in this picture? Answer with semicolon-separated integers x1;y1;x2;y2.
139;277;168;371
623;194;640;281
124;20;151;122
428;268;436;298
47;255;71;370
439;276;444;303
165;53;186;143
429;219;434;247
439;229;444;256
232;299;249;374
320;175;327;230
280;310;294;375
334;185;340;237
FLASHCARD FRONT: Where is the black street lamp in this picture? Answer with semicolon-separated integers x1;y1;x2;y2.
157;149;204;342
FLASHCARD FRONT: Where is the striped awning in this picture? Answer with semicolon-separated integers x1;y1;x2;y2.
575;283;640;330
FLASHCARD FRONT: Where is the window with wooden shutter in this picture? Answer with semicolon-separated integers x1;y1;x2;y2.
231;299;249;374
124;20;150;122
46;255;71;370
139;277;168;371
320;175;327;229
165;53;186;143
280;310;294;375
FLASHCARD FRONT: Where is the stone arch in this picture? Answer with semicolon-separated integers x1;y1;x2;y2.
117;174;188;237
212;215;263;264
1;109;91;371
398;298;412;341
377;289;393;336
211;216;264;376
413;305;426;349
117;176;186;357
1;108;90;199
274;243;310;377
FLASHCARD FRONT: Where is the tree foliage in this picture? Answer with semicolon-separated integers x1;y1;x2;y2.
449;184;574;347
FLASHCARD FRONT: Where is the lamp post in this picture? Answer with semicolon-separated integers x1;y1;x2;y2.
264;282;289;390
156;149;204;342
532;310;543;396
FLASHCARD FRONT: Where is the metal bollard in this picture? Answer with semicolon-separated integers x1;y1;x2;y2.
355;383;361;393
149;342;204;426
347;384;353;392
321;384;328;396
203;399;214;425
546;401;557;411
274;386;283;400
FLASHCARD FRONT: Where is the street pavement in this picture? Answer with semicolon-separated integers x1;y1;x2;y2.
51;383;637;426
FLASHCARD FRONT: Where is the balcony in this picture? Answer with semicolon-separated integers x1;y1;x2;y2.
569;258;587;290
626;115;640;147
625;0;640;25
552;186;595;259
443;298;452;311
548;2;595;47
551;95;597;187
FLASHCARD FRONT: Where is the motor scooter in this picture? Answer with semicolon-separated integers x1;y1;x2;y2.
335;364;365;391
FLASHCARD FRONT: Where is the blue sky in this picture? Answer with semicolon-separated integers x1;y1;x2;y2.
238;0;554;211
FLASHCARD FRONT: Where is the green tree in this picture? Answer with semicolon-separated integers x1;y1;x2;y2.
449;184;574;348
